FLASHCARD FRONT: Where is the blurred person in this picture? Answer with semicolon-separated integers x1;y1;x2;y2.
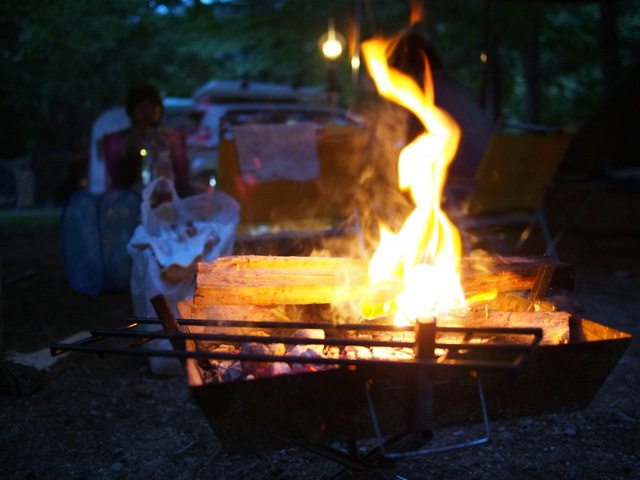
103;84;192;197
389;31;495;179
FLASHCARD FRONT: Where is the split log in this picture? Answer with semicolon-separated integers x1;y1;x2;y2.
193;255;574;307
177;301;306;336
178;301;295;323
460;255;574;297
194;256;369;305
438;310;571;345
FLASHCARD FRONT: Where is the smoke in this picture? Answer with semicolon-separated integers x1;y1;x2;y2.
312;97;416;261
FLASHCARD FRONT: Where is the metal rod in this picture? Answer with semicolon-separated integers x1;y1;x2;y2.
47;341;535;373
325;434;419;480
49;323;151;356
52;314;542;374
415;320;436;360
130;317;544;340
90;329;415;349
365;373;492;459
131;316;415;333
301;443;375;472
413;320;436;441
88;328;540;353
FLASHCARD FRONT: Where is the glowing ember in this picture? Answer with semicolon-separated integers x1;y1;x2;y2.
360;36;467;325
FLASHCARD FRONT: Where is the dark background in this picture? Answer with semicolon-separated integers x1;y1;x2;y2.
1;4;639;478
2;0;640;207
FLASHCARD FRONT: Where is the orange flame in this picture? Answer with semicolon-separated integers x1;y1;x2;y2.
360;36;467;325
409;0;425;26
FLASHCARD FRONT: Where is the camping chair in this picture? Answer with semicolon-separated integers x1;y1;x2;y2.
445;130;573;258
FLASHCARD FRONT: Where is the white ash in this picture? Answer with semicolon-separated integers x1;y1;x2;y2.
220;362;243;382
240;341;285;357
286;347;328;374
270;362;293;375
197;327;426;385
240;341;286;377
288;329;325;355
342;345;373;360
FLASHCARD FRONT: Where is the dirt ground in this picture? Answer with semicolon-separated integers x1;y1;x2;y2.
0;209;639;479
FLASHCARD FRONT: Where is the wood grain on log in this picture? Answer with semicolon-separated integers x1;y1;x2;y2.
460;255;574;297
193;255;574;306
195;256;369;305
438;310;571;345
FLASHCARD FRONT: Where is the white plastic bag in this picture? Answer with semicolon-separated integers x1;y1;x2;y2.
127;178;239;373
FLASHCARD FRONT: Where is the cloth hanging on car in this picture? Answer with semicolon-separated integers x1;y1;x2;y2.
231;123;320;184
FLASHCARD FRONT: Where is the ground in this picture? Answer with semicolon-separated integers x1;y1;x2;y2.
0;208;638;479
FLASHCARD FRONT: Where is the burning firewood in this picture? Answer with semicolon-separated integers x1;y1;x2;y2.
193;254;574;307
194;255;369;305
438;310;571;345
460;255;574;298
178;254;574;385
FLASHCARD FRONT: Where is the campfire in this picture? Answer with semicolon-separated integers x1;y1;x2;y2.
51;253;630;461
166;33;569;388
179;254;571;385
50;28;632;475
357;35;466;324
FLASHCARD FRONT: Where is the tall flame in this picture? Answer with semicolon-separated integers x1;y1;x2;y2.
360;36;467;324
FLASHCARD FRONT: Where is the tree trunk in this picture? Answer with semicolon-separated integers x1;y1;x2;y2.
525;17;541;125
599;1;621;93
481;1;501;122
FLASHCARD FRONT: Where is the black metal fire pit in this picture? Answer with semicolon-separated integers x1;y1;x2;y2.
50;294;631;467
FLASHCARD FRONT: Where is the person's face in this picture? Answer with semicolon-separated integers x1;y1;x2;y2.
132;99;162;127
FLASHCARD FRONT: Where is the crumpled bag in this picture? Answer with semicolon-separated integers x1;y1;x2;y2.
127;177;240;318
126;178;239;374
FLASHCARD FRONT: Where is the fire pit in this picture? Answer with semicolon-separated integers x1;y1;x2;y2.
48;28;632;477
50;254;631;471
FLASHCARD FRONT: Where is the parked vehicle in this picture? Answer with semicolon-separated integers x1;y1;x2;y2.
87;81;356;195
186;79;348;179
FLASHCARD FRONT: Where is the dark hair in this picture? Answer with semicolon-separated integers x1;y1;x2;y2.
390;32;444;82
125;84;164;118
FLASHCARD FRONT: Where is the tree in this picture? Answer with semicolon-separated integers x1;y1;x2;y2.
1;0;639;160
